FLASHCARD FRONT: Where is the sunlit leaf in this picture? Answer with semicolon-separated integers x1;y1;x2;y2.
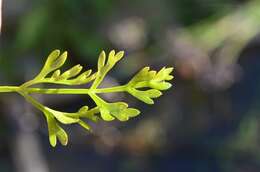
44;107;79;124
60;64;83;79
125;66;173;104
51;70;61;79
56;126;68;146
46;114;68;147
98;51;106;71
99;102;140;121
46;114;57;147
78;120;91;131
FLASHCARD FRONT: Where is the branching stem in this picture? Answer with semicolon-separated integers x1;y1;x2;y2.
0;85;127;95
0;49;173;147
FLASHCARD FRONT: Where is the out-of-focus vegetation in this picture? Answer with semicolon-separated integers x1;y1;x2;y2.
0;0;260;172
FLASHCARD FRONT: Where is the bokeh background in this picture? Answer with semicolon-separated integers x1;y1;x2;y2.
0;0;260;171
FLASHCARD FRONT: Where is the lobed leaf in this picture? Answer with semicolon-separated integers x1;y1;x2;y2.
78;120;91;131
46;114;68;147
91;50;125;89
99;102;140;121
127;88;162;104
44;107;79;124
60;64;83;79
98;51;106;71
38;50;68;78
125;66;173;104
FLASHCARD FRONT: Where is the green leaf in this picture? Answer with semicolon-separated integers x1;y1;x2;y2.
60;64;83;79
76;70;92;81
45;50;61;67
28;50;96;86
78;106;100;122
46;114;68;147
44;107;79;124
56;126;68;146
149;81;172;90
91;50;126;89
51;70;61;79
50;51;67;70
100;107;115;121
107;50;116;65
78;120;91;131
99;102;140;121
70;70;96;85
114;51;124;61
40;50;67;77
128;67;173;90
127;89;162;104
98;51;106;71
78;106;89;113
155;67;174;81
46;114;57;147
125;66;173;104
24;50;96;87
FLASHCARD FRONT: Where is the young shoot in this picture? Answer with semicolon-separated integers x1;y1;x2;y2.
0;50;174;147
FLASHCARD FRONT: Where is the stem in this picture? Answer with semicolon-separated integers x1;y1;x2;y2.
17;89;45;112
26;88;91;94
0;86;18;92
94;85;127;93
0;85;127;95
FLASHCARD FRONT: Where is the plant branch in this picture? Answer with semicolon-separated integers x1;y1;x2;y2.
0;85;127;95
0;49;173;147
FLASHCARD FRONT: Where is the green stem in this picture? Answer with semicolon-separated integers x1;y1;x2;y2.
26;88;91;94
94;85;127;93
17;89;46;112
0;85;127;95
0;86;18;92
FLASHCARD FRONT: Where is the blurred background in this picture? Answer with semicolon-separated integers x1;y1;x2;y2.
0;0;260;171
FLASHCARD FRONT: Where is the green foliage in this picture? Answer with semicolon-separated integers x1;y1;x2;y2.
0;50;173;147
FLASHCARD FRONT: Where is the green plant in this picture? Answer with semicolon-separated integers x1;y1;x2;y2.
0;50;173;147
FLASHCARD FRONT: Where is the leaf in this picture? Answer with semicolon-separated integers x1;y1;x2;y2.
99;102;140;121
78;106;100;122
125;66;173;104
34;50;68;80
128;89;162;104
51;70;61;79
155;67;174;80
107;50;116;65
45;50;61;68
149;81;172;90
128;67;174;89
46;114;57;147
78;120;91;131
100;107;115;121
25;50;96;87
98;51;106;71
91;50;125;89
56;126;68;146
60;64;83;79
124;108;140;117
50;51;67;70
44;107;79;124
46;114;68;147
78;106;89;113
76;70;92;81
69;70;96;85
114;51;124;61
